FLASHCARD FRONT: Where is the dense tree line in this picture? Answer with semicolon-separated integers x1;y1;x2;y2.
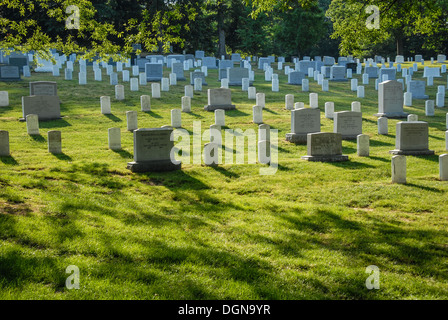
0;0;446;61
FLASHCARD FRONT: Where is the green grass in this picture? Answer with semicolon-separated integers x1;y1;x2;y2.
1;60;448;299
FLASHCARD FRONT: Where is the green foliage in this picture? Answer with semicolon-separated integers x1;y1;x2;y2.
326;0;448;57
272;3;327;57
0;0;197;61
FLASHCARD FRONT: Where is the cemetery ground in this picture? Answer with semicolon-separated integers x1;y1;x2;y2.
1;61;448;300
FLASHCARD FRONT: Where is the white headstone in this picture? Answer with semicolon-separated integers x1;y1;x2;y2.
64;68;72;80
108;128;121;150
26;114;39;135
253;105;263;124
181;96;191;113
362;73;369;84
242;78;249;91
94;69;102;81
258;140;271;164
440;154;448;181
161;77;169;92
221;78;229;89
285;94;294;110
351;101;361;113
309;93;318;109
132;65;139;76
351;79;358;91
141;95;151;111
169;73;177;86
152;83;161;98
171;109;182;128
378;116;388;135
203;143;219;166
357;134;369;157
215;109;225;126
347;69;353;79
126;111;138;131
0;91;9;107
392;155;406;184
139;73;147;86
115;85;125;100
446;130;448;150
185;85;193;98
248;86;256;99
408;114;418;122
325;102;334;119
437;93;445;108
194;77;202;91
295;102;305;109
272;78;279;92
130;78;139;91
122;70;130;82
52;65;60;77
357;86;365;98
302;79;309;92
259;124;270;142
256;93;265;108
78;72;87;85
47;130;62;154
404;92;413;106
0;130;9;156
100;96;111;114
425;100;435;116
317;73;324;85
23;66;31;77
322;80;329;92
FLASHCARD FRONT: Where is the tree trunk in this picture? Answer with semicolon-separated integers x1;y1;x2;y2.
396;36;404;56
217;2;226;58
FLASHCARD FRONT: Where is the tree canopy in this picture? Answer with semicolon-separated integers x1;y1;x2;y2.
326;0;448;57
1;0;446;61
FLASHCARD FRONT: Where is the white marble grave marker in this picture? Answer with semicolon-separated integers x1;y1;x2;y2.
108;128;121;150
26;114;39;135
141;95;151;112
392;155;406;184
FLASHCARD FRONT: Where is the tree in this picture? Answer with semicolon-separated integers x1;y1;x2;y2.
235;5;273;56
0;0;197;61
326;0;447;57
272;2;327;57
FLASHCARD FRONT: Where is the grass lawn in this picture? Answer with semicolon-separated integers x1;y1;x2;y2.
1;59;448;299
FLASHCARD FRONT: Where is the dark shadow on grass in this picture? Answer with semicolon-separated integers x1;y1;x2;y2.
210;165;240;179
53;152;72;161
413;154;440;163
112;149;133;159
0;106;13;114
370;139;394;147
277;163;293;171
342;146;357;154
277;145;292;153
362;118;378;124
327;160;376;169
104;114;122;122
369;156;390;163
144;111;162;119
429;134;445;141
263;107;279;115
137;170;210;191
30;134;46;143
185;111;204;119
39;118;71;128
226;109;250;117
404;183;445;193
0;156;18;165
